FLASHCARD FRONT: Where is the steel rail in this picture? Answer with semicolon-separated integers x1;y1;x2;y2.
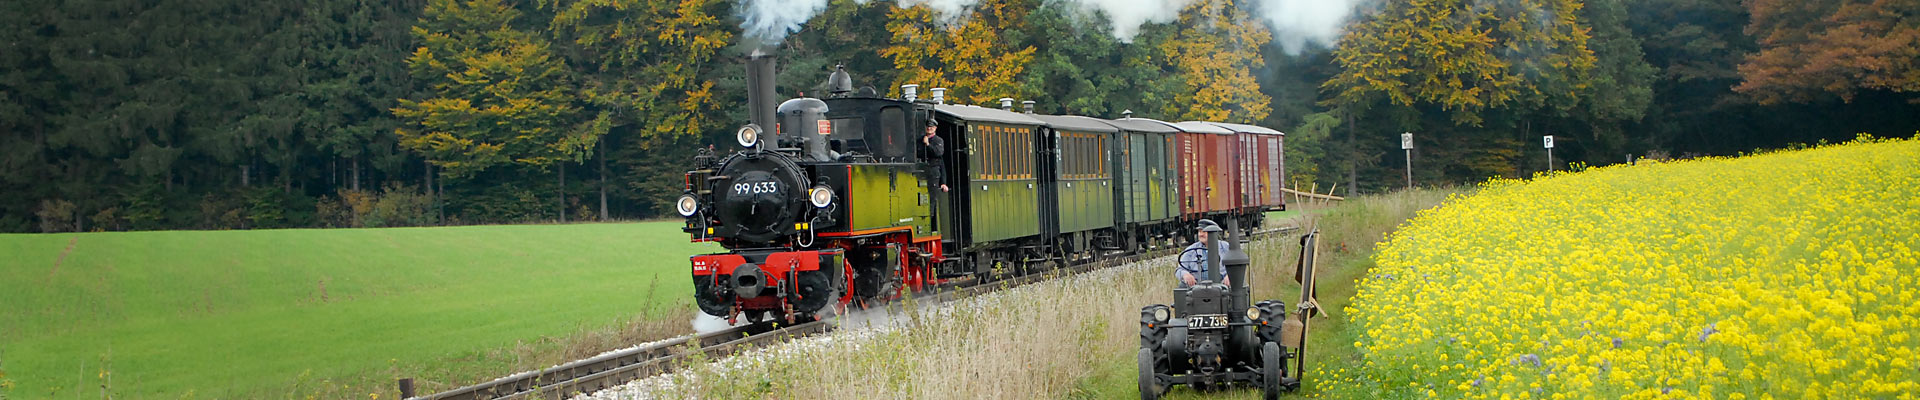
407;225;1299;400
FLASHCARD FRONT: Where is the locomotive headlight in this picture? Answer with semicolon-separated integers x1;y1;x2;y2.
736;124;762;148
1152;306;1170;323
809;185;834;208
1246;307;1262;321
675;194;699;217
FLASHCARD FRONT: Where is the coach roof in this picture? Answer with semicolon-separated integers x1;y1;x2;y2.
1104;117;1182;134
935;104;1047;126
1032;114;1120;133
1204;122;1285;136
1174;121;1235;135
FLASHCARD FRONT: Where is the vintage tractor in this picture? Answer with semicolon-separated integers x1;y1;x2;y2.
1137;219;1322;400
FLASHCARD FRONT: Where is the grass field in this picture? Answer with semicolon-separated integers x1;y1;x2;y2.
1335;137;1920;398
0;221;715;398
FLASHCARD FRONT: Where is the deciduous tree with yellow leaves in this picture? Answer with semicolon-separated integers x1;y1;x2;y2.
880;0;1039;105
1155;0;1273;124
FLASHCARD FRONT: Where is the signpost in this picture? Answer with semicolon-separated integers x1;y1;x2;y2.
1401;132;1414;189
1543;135;1555;172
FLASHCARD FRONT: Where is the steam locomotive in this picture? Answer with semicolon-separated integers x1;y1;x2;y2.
677;50;1288;324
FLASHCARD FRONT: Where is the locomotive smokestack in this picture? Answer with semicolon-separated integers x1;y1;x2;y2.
747;49;779;148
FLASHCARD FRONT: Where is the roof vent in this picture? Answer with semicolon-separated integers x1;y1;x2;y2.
930;88;946;104
1022;100;1035;114
901;84;919;102
1122;109;1133;119
999;98;1014;111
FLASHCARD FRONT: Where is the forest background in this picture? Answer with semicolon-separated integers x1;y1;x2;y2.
2;0;1915;233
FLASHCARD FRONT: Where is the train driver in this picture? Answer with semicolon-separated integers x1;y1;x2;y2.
921;119;948;192
1177;219;1230;288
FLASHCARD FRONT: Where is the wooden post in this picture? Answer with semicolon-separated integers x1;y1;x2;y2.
398;378;415;398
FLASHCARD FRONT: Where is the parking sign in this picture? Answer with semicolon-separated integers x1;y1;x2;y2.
1402;133;1414;150
1543;135;1554;149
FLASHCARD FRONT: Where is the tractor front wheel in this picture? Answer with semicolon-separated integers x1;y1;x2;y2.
1262;342;1283;400
1138;348;1160;400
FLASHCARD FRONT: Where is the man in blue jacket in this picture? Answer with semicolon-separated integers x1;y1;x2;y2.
1176;219;1230;288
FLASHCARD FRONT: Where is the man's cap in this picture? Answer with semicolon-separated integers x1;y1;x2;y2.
926;119;939;127
1196;219;1222;232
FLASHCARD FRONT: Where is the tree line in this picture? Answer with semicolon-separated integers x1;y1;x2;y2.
2;0;1913;233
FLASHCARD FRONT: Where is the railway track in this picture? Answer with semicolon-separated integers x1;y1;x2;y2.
405;225;1300;400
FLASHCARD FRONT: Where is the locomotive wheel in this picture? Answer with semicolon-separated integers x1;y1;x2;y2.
1261;342;1283;400
1137;348;1160;400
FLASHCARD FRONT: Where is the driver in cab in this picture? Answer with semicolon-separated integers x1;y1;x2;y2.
1176;219;1230;288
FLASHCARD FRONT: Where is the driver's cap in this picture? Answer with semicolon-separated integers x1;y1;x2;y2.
1196;219;1222;233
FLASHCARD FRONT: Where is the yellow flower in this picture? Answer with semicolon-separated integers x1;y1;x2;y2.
1329;138;1920;397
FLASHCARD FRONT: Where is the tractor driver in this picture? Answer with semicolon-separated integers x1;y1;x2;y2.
1177;219;1230;288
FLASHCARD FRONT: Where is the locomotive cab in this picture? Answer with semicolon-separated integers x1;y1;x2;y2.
1139;219;1313;399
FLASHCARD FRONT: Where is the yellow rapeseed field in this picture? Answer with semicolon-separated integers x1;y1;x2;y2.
1338;136;1919;399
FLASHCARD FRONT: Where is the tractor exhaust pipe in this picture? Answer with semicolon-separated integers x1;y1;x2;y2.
1226;218;1247;295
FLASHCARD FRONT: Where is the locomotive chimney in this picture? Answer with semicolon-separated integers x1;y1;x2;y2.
1022;100;1035;114
746;49;779;148
930;88;946;104
902;84;919;102
999;98;1014;111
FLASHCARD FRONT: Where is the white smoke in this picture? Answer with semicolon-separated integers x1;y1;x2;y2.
898;0;983;25
691;314;743;334
1059;0;1196;43
737;0;831;45
1251;0;1366;55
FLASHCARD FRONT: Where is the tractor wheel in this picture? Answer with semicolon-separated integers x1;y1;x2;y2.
1138;348;1160;400
1261;342;1283;400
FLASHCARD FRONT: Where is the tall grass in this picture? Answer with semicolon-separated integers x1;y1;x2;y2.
630;188;1462;400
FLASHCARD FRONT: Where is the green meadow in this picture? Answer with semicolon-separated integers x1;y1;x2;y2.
0;222;715;398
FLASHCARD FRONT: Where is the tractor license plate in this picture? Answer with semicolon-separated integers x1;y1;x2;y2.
1189;314;1228;330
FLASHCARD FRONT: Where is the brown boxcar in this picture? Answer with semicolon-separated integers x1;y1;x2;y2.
1209;122;1286;212
1174;121;1239;214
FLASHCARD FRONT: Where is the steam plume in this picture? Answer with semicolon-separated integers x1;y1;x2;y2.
738;0;831;45
1061;0;1196;43
1251;0;1366;55
898;0;983;25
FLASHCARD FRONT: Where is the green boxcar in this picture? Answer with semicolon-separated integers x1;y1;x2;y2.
1106;118;1184;225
